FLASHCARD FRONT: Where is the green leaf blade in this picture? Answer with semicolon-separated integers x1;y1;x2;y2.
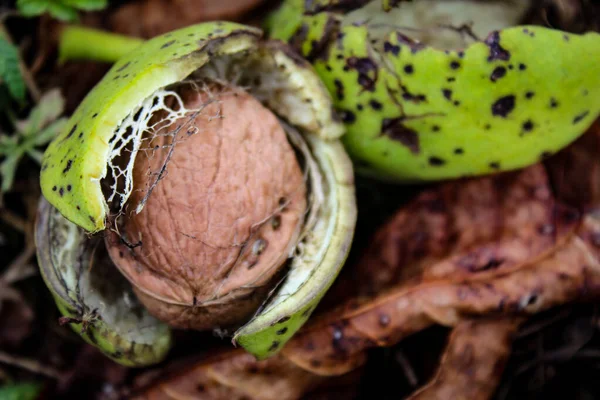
0;38;26;102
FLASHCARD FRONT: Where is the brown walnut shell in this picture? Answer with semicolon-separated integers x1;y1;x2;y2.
105;85;307;330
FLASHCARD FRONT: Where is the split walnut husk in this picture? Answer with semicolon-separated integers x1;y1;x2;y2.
268;0;600;181
36;22;357;366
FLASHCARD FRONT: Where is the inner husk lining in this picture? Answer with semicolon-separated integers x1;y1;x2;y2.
38;199;168;345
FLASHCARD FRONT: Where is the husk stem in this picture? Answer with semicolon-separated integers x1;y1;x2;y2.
59;25;144;64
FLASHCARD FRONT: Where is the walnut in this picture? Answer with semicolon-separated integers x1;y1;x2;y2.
105;84;307;330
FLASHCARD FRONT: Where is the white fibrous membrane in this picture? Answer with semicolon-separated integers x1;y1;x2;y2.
106;89;194;215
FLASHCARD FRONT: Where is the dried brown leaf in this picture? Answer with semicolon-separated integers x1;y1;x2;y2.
133;350;326;400
354;164;579;294
283;211;600;376
407;318;521;400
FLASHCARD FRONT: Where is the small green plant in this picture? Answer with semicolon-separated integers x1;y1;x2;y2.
0;37;25;103
0;382;43;400
0;89;67;192
17;0;107;22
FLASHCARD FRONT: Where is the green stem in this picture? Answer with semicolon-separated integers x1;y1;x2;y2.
59;26;145;64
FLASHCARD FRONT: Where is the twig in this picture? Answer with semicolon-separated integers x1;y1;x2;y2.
3;245;36;284
0;208;27;233
516;308;572;338
0;351;62;379
395;349;419;387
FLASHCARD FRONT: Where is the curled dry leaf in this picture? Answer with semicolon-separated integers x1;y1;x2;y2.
133;350;326;400
353;164;578;294
283;205;600;377
407;318;521;400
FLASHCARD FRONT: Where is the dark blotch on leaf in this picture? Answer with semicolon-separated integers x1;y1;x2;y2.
346;56;378;92
429;156;445;166
62;159;73;174
489;162;501;169
340;110;356;123
161;40;176;49
450;61;461;70
454;148;464;155
403;64;414;74
485;31;510;61
490;66;506;82
384;41;400;55
573;111;590;124
442;89;452;100
382;118;420;154
525;91;535;99
334;79;344;100
522;120;534;132
59;187;64;196
116;61;131;72
64;125;76;141
491;95;516;117
369;99;383;110
269;341;280;351
276;327;288;335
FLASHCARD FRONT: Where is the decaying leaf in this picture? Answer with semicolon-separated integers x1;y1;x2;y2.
133;350;327;400
284;211;600;376
407;318;521;400
352;164;579;293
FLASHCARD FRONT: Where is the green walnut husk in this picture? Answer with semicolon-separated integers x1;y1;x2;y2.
37;22;356;362
267;0;600;181
35;198;172;367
